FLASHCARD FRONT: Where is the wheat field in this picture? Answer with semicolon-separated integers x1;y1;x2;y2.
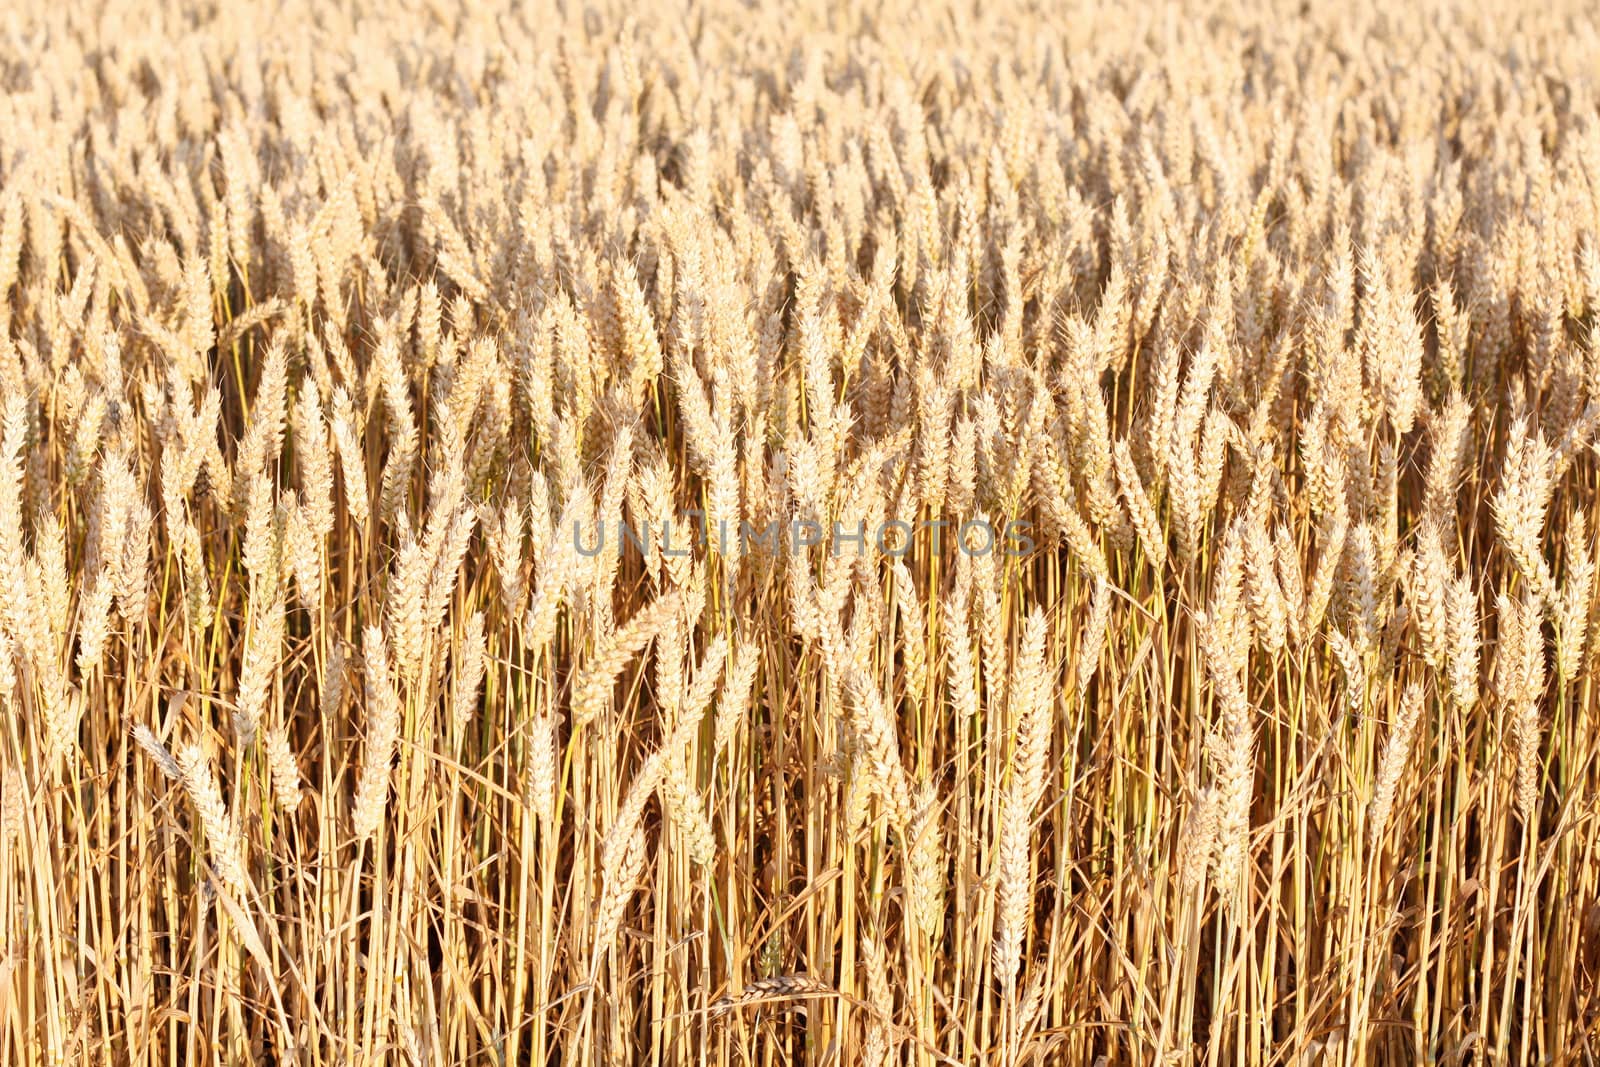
1;0;1599;1063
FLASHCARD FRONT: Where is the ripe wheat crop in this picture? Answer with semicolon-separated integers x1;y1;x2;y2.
1;0;1599;1063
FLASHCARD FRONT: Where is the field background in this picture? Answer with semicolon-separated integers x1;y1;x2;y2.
1;0;1600;1063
